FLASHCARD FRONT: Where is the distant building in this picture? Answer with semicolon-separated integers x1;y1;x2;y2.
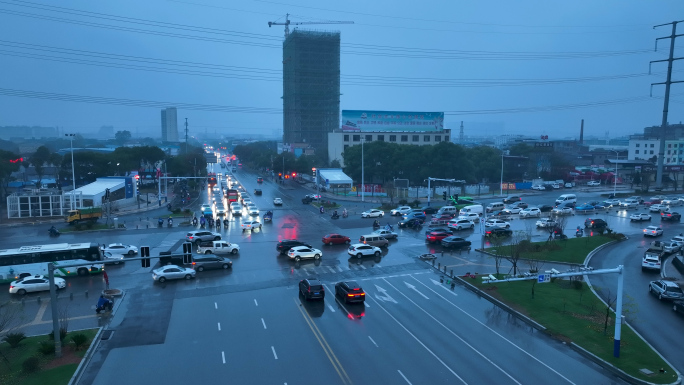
0;126;57;140
282;30;341;157
98;125;114;138
161;107;179;142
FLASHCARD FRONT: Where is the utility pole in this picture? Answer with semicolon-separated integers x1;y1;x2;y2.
651;20;684;189
184;118;189;154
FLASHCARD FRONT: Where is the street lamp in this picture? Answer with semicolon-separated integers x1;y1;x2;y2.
611;150;619;197
361;137;365;202
499;153;504;196
65;134;76;209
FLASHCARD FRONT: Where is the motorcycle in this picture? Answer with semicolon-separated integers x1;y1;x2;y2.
48;228;60;237
331;213;340;220
95;298;113;314
192;218;198;226
168;218;173;228
223;219;229;227
216;220;221;229
575;227;584;237
158;218;164;228
319;206;325;214
342;211;348;218
373;220;381;229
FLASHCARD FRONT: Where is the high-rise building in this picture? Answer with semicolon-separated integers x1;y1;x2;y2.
282;30;341;157
161;107;179;142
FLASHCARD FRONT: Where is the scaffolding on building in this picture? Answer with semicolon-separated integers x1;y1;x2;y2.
6;189;83;219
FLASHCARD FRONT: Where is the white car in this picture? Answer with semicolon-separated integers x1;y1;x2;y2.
241;220;262;231
620;199;639;209
552;206;573;215
650;204;667;213
9;275;66;295
629;213;652;222
603;199;620;207
485;219;510;229
536;218;557;228
564;182;574;188
531;185;545;191
587;181;601;186
361;209;385;218
247;206;260;216
457;213;480;221
503;206;523;215
347;243;382;258
102;251;125;265
152;265;196;283
273;198;283;205
101;243;138;255
519;208;542;218
448;219;475;230
662;199;681;207
371;229;398;240
287;246;322;261
390;206;412;216
216;208;227;217
643;226;664;237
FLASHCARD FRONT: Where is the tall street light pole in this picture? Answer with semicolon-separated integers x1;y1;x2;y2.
611;150;619;197
361;138;365;202
65;134;76;209
499;153;504;196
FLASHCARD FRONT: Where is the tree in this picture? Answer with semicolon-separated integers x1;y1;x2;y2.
30;146;52;188
114;130;132;145
503;230;531;276
0;150;21;199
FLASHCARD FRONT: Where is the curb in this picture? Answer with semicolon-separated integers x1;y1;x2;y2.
68;327;103;385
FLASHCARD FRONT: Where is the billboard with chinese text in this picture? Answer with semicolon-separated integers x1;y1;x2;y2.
341;110;444;132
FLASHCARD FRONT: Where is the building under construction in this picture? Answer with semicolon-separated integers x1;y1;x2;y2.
282;30;341;157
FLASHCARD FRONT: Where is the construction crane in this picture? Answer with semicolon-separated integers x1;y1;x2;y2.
268;13;353;38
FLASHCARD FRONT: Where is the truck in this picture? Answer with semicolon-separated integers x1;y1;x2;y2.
196;240;240;255
65;208;102;224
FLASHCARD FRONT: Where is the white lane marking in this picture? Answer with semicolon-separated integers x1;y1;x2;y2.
430;278;459;296
327;266;336;273
374;284;398;304
376;264;382;268
327;305;336;313
214;302;218;309
383;278;520;384
222;351;226;364
368;295;466;384
410;276;575;384
368;336;379;347
261;318;267;329
364;301;370;308
357;264;367;270
404;281;429;299
254;299;258;306
336;266;344;272
398;370;413;385
271;346;278;360
218;323;221;331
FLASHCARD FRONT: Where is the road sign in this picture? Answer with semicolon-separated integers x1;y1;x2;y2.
538;274;550;283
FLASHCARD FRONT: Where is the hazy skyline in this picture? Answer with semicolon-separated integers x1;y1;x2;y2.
1;0;683;140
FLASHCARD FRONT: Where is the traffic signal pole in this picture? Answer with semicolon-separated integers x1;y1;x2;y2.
426;178;466;206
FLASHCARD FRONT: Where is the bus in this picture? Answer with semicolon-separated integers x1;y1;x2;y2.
0;243;104;283
226;189;239;203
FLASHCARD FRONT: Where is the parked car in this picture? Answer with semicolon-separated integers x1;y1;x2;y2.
9;275;66;295
538;204;554;212
603;199;621;207
587;201;607;210
485;219;510;229
457;213;480;221
241;220;262;231
650;204;667;213
426;231;451;244
587;180;601;186
584;218;608;229
422;206;440;215
661;211;682;222
519;208;541;218
322;233;351;245
575;203;595;213
299;279;325;300
620;199;640;209
288;246;322;261
485;228;513;237
643;226;664;237
440;236;471;249
101;243;138;255
361;209;385;218
152;265;196;283
536;218;557;228
629;213;652;222
502;205;523;215
503;196;521;204
335;281;366;303
277;240;313;254
551;206;573;215
649;280;684;301
192;255;232;271
448;219;475;230
425;227;453;235
531;184;545;191
371;229;398;240
347;243;382;258
390;206;412;216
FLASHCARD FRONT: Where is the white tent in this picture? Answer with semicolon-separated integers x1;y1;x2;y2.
317;168;353;188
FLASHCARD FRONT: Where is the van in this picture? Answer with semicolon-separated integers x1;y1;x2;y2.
359;234;389;248
459;205;483;216
555;194;577;206
437;206;458;216
486;202;505;213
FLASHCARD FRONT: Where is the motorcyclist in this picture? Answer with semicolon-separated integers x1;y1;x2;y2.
168;217;173;227
158;218;164;227
192;217;198;226
97;295;110;310
342;208;348;218
49;225;57;234
373;219;380;228
332;210;338;218
320;206;325;214
200;217;206;227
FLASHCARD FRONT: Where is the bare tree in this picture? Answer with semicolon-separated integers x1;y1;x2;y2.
488;234;506;277
555;216;569;238
594;287;638;336
0;301;22;336
503;230;531;276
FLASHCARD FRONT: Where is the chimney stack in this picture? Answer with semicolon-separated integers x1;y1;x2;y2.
579;119;584;144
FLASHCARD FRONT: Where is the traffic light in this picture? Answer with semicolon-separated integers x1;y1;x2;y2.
454;194;459;202
140;246;150;268
182;242;193;265
312;168;317;177
443;191;447;200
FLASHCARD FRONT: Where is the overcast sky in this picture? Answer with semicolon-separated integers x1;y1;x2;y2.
0;0;683;140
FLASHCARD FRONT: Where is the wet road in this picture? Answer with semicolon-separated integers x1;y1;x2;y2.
2;166;671;384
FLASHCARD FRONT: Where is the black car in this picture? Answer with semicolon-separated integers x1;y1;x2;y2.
661;211;682;222
441;236;472;249
277;240;313;254
398;218;424;228
254;189;263;196
421;206;439;215
334;281;366;303
674;300;684;315
302;196;313;204
486;228;512;237
503;196;521;204
299;279;325;300
425;227;453;236
192;255;232;271
538;204;554;212
584;218;607;229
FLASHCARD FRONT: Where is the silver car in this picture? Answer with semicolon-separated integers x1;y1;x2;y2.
192;255;232;272
649;280;684;301
102;251;125;265
152;265;196;283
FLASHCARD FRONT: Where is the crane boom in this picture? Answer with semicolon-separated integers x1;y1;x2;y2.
268;13;354;38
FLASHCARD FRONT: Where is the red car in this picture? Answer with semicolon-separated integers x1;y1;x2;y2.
322;234;351;245
426;231;451;243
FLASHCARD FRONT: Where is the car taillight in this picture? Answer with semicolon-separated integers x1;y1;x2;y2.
347;293;354;297
9;285;14;289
